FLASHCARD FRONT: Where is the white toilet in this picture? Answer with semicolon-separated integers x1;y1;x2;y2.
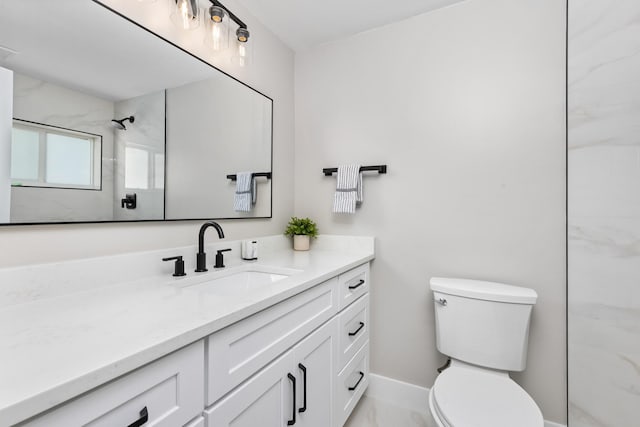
428;277;544;427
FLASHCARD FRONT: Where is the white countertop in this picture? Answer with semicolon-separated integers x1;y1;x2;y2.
0;235;374;426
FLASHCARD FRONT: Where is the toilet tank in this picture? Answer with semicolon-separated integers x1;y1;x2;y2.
430;277;537;372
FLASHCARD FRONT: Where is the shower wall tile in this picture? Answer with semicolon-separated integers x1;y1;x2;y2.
113;90;164;221
11;73;115;222
568;0;640;426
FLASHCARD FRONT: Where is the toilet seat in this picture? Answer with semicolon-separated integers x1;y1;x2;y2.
430;365;543;427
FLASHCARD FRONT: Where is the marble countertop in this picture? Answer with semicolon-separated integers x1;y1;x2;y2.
0;235;374;426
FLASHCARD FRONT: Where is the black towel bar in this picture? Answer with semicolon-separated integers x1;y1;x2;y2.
227;172;272;181
322;165;387;176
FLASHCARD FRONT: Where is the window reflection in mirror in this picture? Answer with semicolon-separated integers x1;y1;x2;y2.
11;121;102;190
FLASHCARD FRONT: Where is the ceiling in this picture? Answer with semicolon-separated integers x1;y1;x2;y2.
234;0;467;52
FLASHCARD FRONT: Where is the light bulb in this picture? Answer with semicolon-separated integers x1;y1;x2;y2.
179;0;189;29
237;43;247;67
171;0;199;30
205;5;228;52
213;25;221;48
232;28;251;67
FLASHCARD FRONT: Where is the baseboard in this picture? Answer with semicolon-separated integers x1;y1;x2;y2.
365;373;430;414
365;373;567;427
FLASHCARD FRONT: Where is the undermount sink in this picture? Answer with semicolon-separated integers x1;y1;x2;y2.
180;265;302;296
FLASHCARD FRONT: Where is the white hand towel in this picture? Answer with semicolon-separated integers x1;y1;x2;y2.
333;164;362;214
234;172;255;212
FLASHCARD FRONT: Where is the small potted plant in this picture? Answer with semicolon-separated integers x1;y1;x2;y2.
284;217;318;251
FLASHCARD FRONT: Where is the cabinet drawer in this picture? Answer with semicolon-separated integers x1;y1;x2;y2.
335;341;369;427
338;293;369;369
338;263;369;311
207;278;339;405
24;341;205;427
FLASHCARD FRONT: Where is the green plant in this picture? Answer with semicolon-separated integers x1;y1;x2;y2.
284;217;319;238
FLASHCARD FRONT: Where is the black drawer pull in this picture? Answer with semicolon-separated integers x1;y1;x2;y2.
127;406;148;427
287;373;296;425
348;322;365;337
348;279;365;290
298;363;307;413
348;371;365;391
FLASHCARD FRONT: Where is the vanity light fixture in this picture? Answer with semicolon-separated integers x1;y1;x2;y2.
171;0;200;31
205;5;229;52
208;0;252;66
165;0;252;66
233;26;251;67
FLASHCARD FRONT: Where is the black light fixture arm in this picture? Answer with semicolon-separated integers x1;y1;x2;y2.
209;0;247;29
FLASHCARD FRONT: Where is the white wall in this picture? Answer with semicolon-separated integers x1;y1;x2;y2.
0;0;294;266
568;1;640;426
0;67;11;222
294;0;566;423
10;73;115;222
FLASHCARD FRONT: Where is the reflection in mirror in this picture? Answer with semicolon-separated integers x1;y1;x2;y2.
166;76;272;219
113;90;165;222
0;0;272;224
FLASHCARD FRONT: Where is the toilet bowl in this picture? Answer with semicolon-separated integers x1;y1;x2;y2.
428;360;543;427
429;277;544;427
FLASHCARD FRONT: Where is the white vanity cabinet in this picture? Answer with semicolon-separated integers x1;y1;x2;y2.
205;262;370;427
18;262;371;427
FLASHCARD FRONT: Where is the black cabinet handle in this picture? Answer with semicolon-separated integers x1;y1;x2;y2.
298;363;307;413
348;371;365;391
127;406;148;427
287;373;296;425
348;322;365;337
348;279;365;290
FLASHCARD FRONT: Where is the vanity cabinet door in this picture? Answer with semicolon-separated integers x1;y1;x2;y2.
204;349;296;427
294;317;338;427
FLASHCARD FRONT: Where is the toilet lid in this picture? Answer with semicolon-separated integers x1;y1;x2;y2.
432;366;543;427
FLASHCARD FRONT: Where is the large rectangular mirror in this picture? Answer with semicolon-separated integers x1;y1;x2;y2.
0;0;272;224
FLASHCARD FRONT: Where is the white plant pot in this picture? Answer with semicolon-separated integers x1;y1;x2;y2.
293;235;310;251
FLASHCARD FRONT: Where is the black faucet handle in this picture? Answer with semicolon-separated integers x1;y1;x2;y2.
214;248;232;269
162;256;186;277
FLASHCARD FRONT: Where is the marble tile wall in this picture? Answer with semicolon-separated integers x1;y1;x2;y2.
11;73;115;222
113;90;165;221
568;1;640;426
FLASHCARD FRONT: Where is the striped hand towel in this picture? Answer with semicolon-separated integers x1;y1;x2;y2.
234;172;256;212
333;164;362;214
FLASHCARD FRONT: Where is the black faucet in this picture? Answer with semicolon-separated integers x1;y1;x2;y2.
196;221;225;272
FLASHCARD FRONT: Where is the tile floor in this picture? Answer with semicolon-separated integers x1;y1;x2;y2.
344;396;436;427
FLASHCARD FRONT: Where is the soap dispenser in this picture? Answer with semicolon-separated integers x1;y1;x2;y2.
241;240;258;261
